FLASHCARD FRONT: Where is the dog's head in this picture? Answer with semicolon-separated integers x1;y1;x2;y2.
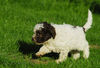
32;22;56;44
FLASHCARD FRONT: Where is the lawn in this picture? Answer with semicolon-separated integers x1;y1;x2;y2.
0;0;100;68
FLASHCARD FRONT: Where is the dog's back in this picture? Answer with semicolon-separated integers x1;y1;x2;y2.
51;10;92;50
52;24;87;50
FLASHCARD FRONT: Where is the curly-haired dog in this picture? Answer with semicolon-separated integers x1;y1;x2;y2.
32;10;92;63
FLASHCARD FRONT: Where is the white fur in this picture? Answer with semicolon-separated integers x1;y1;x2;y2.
34;10;92;63
34;24;44;32
83;10;92;32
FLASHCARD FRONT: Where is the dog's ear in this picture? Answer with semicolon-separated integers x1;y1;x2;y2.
43;22;56;39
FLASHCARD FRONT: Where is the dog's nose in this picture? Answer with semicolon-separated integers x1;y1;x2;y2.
32;38;34;41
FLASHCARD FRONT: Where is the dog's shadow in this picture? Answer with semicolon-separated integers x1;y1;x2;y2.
18;40;59;59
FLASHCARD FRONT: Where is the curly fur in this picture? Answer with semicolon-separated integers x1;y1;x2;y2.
32;10;92;63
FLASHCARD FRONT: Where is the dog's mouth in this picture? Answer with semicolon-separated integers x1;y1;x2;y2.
32;37;43;45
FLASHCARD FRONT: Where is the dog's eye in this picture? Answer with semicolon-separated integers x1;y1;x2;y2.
39;34;42;37
37;33;40;36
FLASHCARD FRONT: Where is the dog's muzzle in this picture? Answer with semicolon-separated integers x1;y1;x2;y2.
32;37;42;45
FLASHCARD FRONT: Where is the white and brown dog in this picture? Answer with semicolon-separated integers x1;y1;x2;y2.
32;10;92;63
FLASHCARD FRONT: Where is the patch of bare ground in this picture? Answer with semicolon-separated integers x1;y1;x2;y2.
90;45;100;49
30;59;49;64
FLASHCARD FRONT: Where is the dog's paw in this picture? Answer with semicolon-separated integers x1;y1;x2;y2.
73;53;80;60
55;59;62;64
35;52;44;57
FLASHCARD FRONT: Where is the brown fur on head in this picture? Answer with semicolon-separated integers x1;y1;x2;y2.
32;22;56;43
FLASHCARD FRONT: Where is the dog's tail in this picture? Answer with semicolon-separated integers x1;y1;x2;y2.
83;9;92;32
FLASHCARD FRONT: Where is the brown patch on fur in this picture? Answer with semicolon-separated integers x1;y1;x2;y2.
73;26;77;28
43;22;56;39
83;27;85;32
35;29;52;43
35;22;56;43
69;50;80;54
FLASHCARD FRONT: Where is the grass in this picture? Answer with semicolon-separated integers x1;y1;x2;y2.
0;0;100;68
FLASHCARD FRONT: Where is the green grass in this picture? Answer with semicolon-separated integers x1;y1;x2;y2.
0;0;100;68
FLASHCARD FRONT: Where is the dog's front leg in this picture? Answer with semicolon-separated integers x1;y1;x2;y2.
36;46;51;57
56;50;69;63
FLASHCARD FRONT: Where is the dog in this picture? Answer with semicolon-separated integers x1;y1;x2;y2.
32;10;92;63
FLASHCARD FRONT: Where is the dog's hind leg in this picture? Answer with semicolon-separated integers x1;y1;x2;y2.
72;53;80;60
83;46;89;59
56;50;69;63
70;50;80;60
